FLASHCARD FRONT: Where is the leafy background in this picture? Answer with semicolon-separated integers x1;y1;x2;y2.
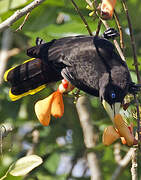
0;0;141;179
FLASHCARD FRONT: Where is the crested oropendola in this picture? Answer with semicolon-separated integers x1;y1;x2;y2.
4;28;140;124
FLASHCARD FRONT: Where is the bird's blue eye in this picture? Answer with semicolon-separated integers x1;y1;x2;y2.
111;93;116;99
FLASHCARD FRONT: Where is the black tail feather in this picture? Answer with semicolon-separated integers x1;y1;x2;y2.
4;58;62;100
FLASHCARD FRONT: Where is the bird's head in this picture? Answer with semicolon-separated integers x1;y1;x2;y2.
99;76;127;122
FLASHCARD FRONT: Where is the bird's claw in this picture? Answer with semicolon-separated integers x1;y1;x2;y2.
103;28;119;40
36;37;46;45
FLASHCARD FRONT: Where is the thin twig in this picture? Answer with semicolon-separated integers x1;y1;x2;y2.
84;0;125;62
0;163;14;180
122;0;141;150
16;12;30;31
114;10;125;50
85;0;93;8
96;20;102;36
0;0;46;32
100;18;126;62
70;0;93;36
122;0;141;83
134;94;141;149
66;155;78;180
85;0;126;61
131;148;138;180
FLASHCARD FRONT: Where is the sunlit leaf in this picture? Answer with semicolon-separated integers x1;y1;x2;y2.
10;155;43;176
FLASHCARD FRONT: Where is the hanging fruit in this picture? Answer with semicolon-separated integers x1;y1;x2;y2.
101;0;117;20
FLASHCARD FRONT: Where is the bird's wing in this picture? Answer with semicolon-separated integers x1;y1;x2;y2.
93;36;115;57
26;35;117;97
47;35;116;96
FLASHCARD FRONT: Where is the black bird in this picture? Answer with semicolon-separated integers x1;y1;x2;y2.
4;28;138;120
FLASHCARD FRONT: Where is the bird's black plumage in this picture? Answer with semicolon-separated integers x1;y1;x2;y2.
5;31;134;105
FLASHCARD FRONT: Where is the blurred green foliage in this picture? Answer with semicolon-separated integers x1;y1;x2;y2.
0;0;141;179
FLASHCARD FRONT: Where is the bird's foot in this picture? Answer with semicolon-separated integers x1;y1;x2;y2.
103;28;119;40
36;37;46;45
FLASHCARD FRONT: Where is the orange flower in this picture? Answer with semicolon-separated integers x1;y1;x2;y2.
102;115;137;146
102;125;120;146
34;79;74;126
51;91;64;118
34;93;54;126
114;114;134;146
35;91;64;126
101;0;116;20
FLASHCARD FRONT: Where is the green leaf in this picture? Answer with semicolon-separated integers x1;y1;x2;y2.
10;155;43;176
0;0;28;15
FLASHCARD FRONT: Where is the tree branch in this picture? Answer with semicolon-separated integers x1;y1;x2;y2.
131;147;138;180
0;0;46;32
100;18;126;62
76;96;102;180
114;10;125;50
134;94;141;149
111;148;134;180
16;12;31;31
70;0;93;36
114;143;122;164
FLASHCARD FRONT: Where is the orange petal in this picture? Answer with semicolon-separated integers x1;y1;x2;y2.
114;114;134;146
102;125;120;146
101;0;116;20
51;91;64;118
34;93;55;126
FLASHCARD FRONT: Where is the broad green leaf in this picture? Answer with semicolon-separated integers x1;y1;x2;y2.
10;155;43;176
0;0;28;15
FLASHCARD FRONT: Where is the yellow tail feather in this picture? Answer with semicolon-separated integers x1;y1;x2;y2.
4;58;35;82
9;84;46;101
4;58;46;101
4;66;16;82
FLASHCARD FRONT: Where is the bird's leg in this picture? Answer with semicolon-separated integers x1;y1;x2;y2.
103;28;119;40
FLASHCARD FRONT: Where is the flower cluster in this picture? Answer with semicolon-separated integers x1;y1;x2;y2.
103;114;137;146
34;79;74;126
